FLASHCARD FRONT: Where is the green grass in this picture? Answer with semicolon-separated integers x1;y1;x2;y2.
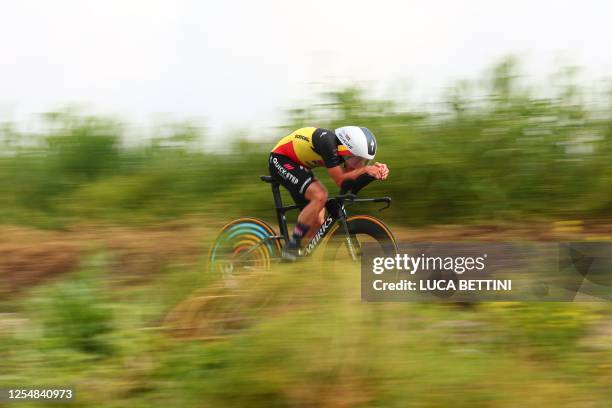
1;249;611;407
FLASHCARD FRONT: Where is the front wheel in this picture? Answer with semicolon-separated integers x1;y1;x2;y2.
208;217;282;278
323;215;398;261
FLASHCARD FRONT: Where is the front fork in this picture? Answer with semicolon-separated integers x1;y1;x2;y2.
337;206;360;262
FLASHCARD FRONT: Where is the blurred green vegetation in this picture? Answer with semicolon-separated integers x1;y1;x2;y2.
2;255;611;407
2;58;612;228
36;257;115;356
3;58;612;407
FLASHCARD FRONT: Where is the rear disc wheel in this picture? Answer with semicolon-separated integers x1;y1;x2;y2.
209;217;281;279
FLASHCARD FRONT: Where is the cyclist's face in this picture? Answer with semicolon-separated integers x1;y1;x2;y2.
345;156;368;169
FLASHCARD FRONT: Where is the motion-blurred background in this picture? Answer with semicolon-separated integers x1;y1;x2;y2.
1;1;612;406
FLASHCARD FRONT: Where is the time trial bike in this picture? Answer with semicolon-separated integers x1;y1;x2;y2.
208;175;398;277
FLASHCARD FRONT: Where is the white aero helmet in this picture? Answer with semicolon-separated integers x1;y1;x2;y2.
335;126;377;160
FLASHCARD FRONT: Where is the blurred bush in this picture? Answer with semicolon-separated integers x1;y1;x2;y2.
41;273;115;356
1;57;612;227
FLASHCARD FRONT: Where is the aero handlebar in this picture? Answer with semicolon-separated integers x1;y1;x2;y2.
331;194;392;212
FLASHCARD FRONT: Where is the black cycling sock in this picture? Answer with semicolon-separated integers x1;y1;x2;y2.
288;222;310;249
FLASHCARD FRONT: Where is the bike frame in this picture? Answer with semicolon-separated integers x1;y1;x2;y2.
270;192;346;257
266;178;390;260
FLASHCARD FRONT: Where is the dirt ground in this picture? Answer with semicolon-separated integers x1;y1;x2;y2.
1;218;611;294
0;219;215;295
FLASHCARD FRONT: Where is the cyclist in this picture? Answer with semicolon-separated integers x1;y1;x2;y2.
268;126;389;260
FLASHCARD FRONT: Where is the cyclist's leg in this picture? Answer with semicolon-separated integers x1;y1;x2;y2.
268;154;315;207
304;208;326;240
269;153;318;253
296;181;328;242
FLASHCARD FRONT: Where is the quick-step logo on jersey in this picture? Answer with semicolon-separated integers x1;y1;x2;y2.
271;157;299;184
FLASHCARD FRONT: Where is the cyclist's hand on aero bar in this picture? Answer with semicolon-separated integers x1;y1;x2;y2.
374;162;389;180
364;165;385;180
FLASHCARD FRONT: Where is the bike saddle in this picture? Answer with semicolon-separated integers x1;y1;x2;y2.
260;175;275;183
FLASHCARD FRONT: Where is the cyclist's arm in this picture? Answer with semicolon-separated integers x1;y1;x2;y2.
327;165;382;187
312;128;384;186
